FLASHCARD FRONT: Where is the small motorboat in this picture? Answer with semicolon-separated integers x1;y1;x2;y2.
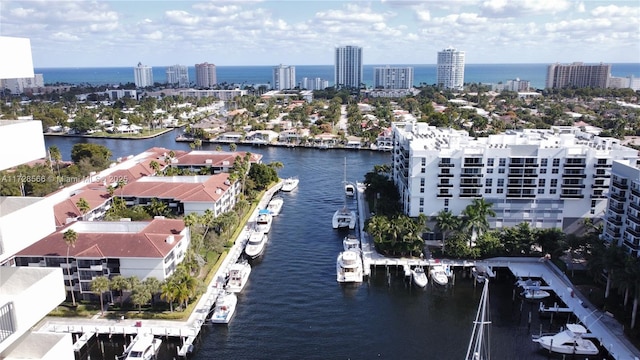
333;207;357;229
430;264;449;286
343;234;360;252
522;287;551;300
267;196;284;216
210;292;238;324
345;182;356;197
281;177;299;192
532;324;599;355
411;266;428;288
226;260;252;293
121;333;162;360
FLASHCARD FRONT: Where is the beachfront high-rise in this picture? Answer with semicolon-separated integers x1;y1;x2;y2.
436;47;465;90
133;62;154;88
195;62;217;88
166;64;189;88
373;66;414;89
391;120;638;230
272;64;296;90
602;160;640;257
334;45;363;89
301;77;329;91
546;62;611;89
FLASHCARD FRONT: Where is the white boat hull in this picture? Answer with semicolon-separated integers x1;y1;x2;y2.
333;208;356;229
122;334;162;360
226;262;252;293
533;325;599;355
210;292;238;324
412;268;428;288
336;251;363;283
245;233;268;259
430;265;449;286
281;177;299;192
267;197;284;216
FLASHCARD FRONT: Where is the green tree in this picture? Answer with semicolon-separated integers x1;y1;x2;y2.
461;198;496;247
70;143;112;170
130;284;152;312
48;145;62;175
110;275;131;307
76;197;90;217
90;276;110;314
435;210;460;255
145;198;169;217
160;280;178;312
62;229;78;306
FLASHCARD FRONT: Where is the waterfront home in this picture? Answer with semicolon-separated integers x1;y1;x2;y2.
279;128;310;144
375;128;393;151
245;130;279;145
170;150;262;174
118;174;240;216
14;218;190;301
345;136;363;149
311;133;338;148
215;132;243;143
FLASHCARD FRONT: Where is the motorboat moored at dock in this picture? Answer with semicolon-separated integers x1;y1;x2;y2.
532;324;599;355
333;207;356;229
411;266;428;288
267;196;284;216
245;232;268;259
255;209;273;233
226;260;252;293
281;177;299;192
343;234;360;252
336;250;363;283
121;333;162;360
430;264;449;286
210;292;238;324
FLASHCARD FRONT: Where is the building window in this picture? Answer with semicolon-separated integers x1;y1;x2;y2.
538;188;544;194
485;188;492;194
420;198;424;206
485;178;492;186
419;207;424;213
497;188;503;194
538;179;545;186
591;200;597;207
444;199;449;206
550;189;556;194
420;178;425;186
553;158;560;167
421;168;426;173
499;158;506;166
551;179;557;187
552;168;558;174
497;179;504;187
487;168;493;174
540;168;546;174
498;168;505;174
487;158;494;166
420;188;424;193
541;159;548;167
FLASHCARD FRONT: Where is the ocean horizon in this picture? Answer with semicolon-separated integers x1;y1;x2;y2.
35;63;640;90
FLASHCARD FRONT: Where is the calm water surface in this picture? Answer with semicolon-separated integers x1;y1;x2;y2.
51;132;593;360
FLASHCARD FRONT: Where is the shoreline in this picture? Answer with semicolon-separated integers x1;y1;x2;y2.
43;127;177;140
174;136;391;152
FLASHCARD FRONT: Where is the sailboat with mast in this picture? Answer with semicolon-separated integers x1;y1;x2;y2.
465;279;491;360
333;158;356;229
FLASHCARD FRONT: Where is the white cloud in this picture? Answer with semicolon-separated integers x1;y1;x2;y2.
481;0;571;17
591;5;639;17
142;31;163;41
165;10;200;26
51;32;80;41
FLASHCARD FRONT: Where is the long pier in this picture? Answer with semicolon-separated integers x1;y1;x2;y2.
354;182;640;360
38;180;285;357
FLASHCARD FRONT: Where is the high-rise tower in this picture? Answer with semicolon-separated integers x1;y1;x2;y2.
334;45;363;89
272;65;296;90
436;47;465;90
166;64;189;88
195;62;217;88
133;62;154;88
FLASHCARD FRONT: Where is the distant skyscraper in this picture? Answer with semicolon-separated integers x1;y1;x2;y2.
133;62;154;88
334;45;363;89
301;77;329;91
166;65;189;88
546;62;610;89
195;62;217;88
373;66;414;89
436;47;465;90
272;64;296;90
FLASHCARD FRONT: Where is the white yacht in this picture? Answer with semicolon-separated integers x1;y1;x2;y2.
532;324;599;355
122;333;162;360
522;287;551;300
245;231;268;259
267;196;284;216
255;209;273;233
343;234;360;252
281;177;299;192
210;292;238;324
336;250;363;283
430;264;449;286
411;266;428;288
226;260;252;293
333;207;357;229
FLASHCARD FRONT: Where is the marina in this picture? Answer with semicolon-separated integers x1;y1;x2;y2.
37;136;640;359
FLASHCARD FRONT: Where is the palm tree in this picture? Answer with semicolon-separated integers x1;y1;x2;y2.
90;276;110;314
48;145;62;176
76;197;90;218
62;229;78;306
229;143;237;152
110;275;131;307
461;198;496;247
143;277;162;306
435;210;460;254
145;198;169;217
149;160;161;174
160;280;178;312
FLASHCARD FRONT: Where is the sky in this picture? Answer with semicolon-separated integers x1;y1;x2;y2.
1;0;639;68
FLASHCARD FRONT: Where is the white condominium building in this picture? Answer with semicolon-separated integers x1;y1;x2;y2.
133;62;154;87
373;66;414;89
272;64;296;90
391;121;639;230
546;62;610;89
602;160;640;257
301;77;329;91
1;74;44;94
437;47;465;90
195;62;217;88
334;45;363;89
166;64;189;88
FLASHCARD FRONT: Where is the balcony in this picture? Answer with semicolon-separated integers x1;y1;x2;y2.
436;194;453;198
459;183;482;188
437;183;454;187
594;163;610;168
630;202;640;212
560;193;585;199
564;161;586;168
437;173;454;177
624;240;640;251
438;162;455;167
561;184;586;188
610;206;625;215
592;173;611;178
625;227;640;238
562;172;587;178
610;192;626;202
591;183;608;189
460;193;482;198
612;180;629;190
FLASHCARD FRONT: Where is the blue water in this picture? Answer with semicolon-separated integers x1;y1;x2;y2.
48;132;609;360
35;63;640;90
